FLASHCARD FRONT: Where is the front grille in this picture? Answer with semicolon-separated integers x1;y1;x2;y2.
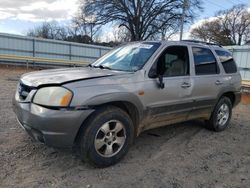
18;82;33;100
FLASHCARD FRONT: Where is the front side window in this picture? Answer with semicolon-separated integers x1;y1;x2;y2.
215;50;237;73
92;42;161;72
150;46;189;77
192;47;219;75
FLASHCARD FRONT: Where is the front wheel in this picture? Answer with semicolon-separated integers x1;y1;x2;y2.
207;97;232;132
79;106;134;167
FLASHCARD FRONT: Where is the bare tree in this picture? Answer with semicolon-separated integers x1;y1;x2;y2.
156;16;181;40
218;4;250;45
72;12;101;42
80;0;202;41
245;26;250;43
190;19;233;45
27;22;68;40
191;4;250;45
27;21;96;44
112;26;131;42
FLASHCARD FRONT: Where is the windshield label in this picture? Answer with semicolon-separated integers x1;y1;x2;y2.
130;44;153;49
138;44;153;49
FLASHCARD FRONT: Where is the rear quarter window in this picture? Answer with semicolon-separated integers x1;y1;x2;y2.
215;50;237;73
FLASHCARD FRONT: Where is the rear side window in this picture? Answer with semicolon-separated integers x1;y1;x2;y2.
192;47;219;75
215;50;237;73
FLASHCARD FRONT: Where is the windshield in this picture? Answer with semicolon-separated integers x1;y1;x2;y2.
91;42;161;72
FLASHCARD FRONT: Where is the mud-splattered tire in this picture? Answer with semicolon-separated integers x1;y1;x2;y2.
207;97;232;132
79;106;134;167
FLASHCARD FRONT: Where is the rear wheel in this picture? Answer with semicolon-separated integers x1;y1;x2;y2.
79;106;134;167
207;97;232;132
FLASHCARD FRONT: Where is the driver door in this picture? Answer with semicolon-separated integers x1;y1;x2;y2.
142;45;193;130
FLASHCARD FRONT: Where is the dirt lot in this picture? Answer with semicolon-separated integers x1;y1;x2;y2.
0;66;250;188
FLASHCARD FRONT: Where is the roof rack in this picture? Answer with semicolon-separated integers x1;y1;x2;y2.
181;40;222;47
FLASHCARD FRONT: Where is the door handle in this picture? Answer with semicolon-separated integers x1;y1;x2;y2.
181;82;191;88
215;80;223;85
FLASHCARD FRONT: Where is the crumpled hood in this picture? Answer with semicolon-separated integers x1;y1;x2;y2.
20;67;128;87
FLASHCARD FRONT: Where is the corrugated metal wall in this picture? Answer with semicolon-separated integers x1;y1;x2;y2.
0;33;249;80
0;33;112;63
225;45;250;80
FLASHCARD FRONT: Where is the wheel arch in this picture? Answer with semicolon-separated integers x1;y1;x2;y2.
74;93;144;145
219;91;236;106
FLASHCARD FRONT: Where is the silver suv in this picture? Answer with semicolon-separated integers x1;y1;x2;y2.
13;40;241;167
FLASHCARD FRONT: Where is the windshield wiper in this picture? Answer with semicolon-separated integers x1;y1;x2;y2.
99;65;111;70
88;64;131;72
90;65;112;70
88;64;111;70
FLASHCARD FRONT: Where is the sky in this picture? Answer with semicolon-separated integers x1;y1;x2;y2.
0;0;249;41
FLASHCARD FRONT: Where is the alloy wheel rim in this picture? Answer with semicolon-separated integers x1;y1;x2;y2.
94;120;126;157
217;103;229;126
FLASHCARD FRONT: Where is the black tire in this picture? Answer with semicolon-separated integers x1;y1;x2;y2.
79;106;134;167
207;97;232;132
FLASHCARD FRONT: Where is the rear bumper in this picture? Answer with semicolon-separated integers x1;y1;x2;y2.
13;98;94;148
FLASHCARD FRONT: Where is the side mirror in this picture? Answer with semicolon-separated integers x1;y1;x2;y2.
148;57;165;89
158;75;165;89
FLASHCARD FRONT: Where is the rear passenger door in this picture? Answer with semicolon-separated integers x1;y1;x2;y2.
215;49;241;93
188;46;223;120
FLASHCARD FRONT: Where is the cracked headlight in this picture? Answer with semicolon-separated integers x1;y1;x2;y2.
33;87;73;107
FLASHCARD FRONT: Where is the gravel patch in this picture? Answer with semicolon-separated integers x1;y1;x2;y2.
0;66;250;188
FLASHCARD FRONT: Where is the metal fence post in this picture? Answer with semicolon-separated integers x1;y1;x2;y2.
26;60;29;69
69;44;72;60
99;48;102;57
33;38;35;67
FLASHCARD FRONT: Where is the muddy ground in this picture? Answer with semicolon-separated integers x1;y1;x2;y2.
0;66;250;188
